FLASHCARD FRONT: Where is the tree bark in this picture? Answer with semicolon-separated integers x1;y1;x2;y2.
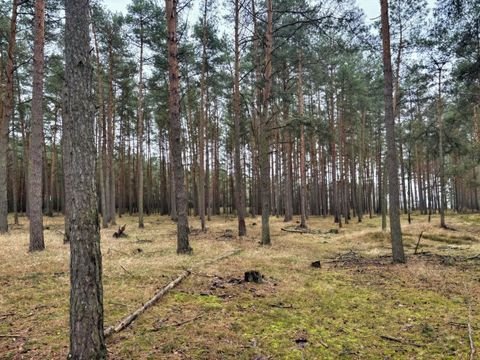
436;64;447;228
233;0;246;236
260;0;273;246
0;0;20;234
91;16;108;229
298;52;307;228
198;0;207;231
380;0;405;263
10;118;18;225
166;0;191;254
137;19;145;228
47;110;58;217
65;0;106;357
107;32;116;226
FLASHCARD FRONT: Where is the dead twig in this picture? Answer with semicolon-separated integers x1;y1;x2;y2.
0;313;15;320
0;334;26;338
167;313;205;328
269;303;294;309
380;335;422;347
468;303;476;360
319;339;329;348
120;265;134;276
414;231;424;255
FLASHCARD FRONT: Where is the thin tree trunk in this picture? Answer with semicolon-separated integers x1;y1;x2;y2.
436;64;447;228
260;0;273;246
107;34;116;226
28;0;45;251
137;20;145;228
380;0;405;263
298;52;307;228
10;113;18;225
48;109;59;216
65;0;106;357
0;0;20;234
91;16;108;229
198;0;207;231
166;0;191;254
233;0;246;236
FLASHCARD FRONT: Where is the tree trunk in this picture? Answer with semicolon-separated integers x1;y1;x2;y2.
260;0;273;246
198;0;208;231
65;0;106;357
48;109;59;216
91;17;108;229
298;52;307;228
107;34;116;226
380;0;405;263
166;0;191;254
28;0;46;251
137;21;145;228
233;0;246;236
0;0;20;234
10;113;18;225
436;65;447;228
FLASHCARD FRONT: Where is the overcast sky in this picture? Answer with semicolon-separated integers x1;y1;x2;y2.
103;0;382;20
102;0;435;29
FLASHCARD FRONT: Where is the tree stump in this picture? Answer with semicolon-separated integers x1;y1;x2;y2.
244;271;263;283
113;224;127;238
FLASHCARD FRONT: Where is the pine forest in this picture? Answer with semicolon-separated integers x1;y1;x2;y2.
0;0;479;358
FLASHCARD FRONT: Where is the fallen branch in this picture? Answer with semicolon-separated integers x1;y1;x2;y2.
269;303;294;309
166;313;204;328
120;265;134;276
281;227;310;234
414;231;425;255
0;313;15;320
380;335;421;347
104;270;190;338
0;334;26;338
468;304;476;360
466;254;480;261
104;249;242;338
319;339;329;348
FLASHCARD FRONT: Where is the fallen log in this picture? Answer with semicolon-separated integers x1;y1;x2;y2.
104;270;190;338
104;249;242;338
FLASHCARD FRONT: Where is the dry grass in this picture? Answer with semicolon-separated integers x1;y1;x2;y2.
0;212;479;359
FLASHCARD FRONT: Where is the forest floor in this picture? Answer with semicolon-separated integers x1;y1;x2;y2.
0;212;479;359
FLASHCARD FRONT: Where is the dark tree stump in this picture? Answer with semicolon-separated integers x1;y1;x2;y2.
113;224;127;238
244;271;263;283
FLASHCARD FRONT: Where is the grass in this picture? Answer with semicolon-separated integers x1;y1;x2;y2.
0;212;479;359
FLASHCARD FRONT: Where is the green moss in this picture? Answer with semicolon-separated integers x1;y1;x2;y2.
173;292;222;309
232;270;472;359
